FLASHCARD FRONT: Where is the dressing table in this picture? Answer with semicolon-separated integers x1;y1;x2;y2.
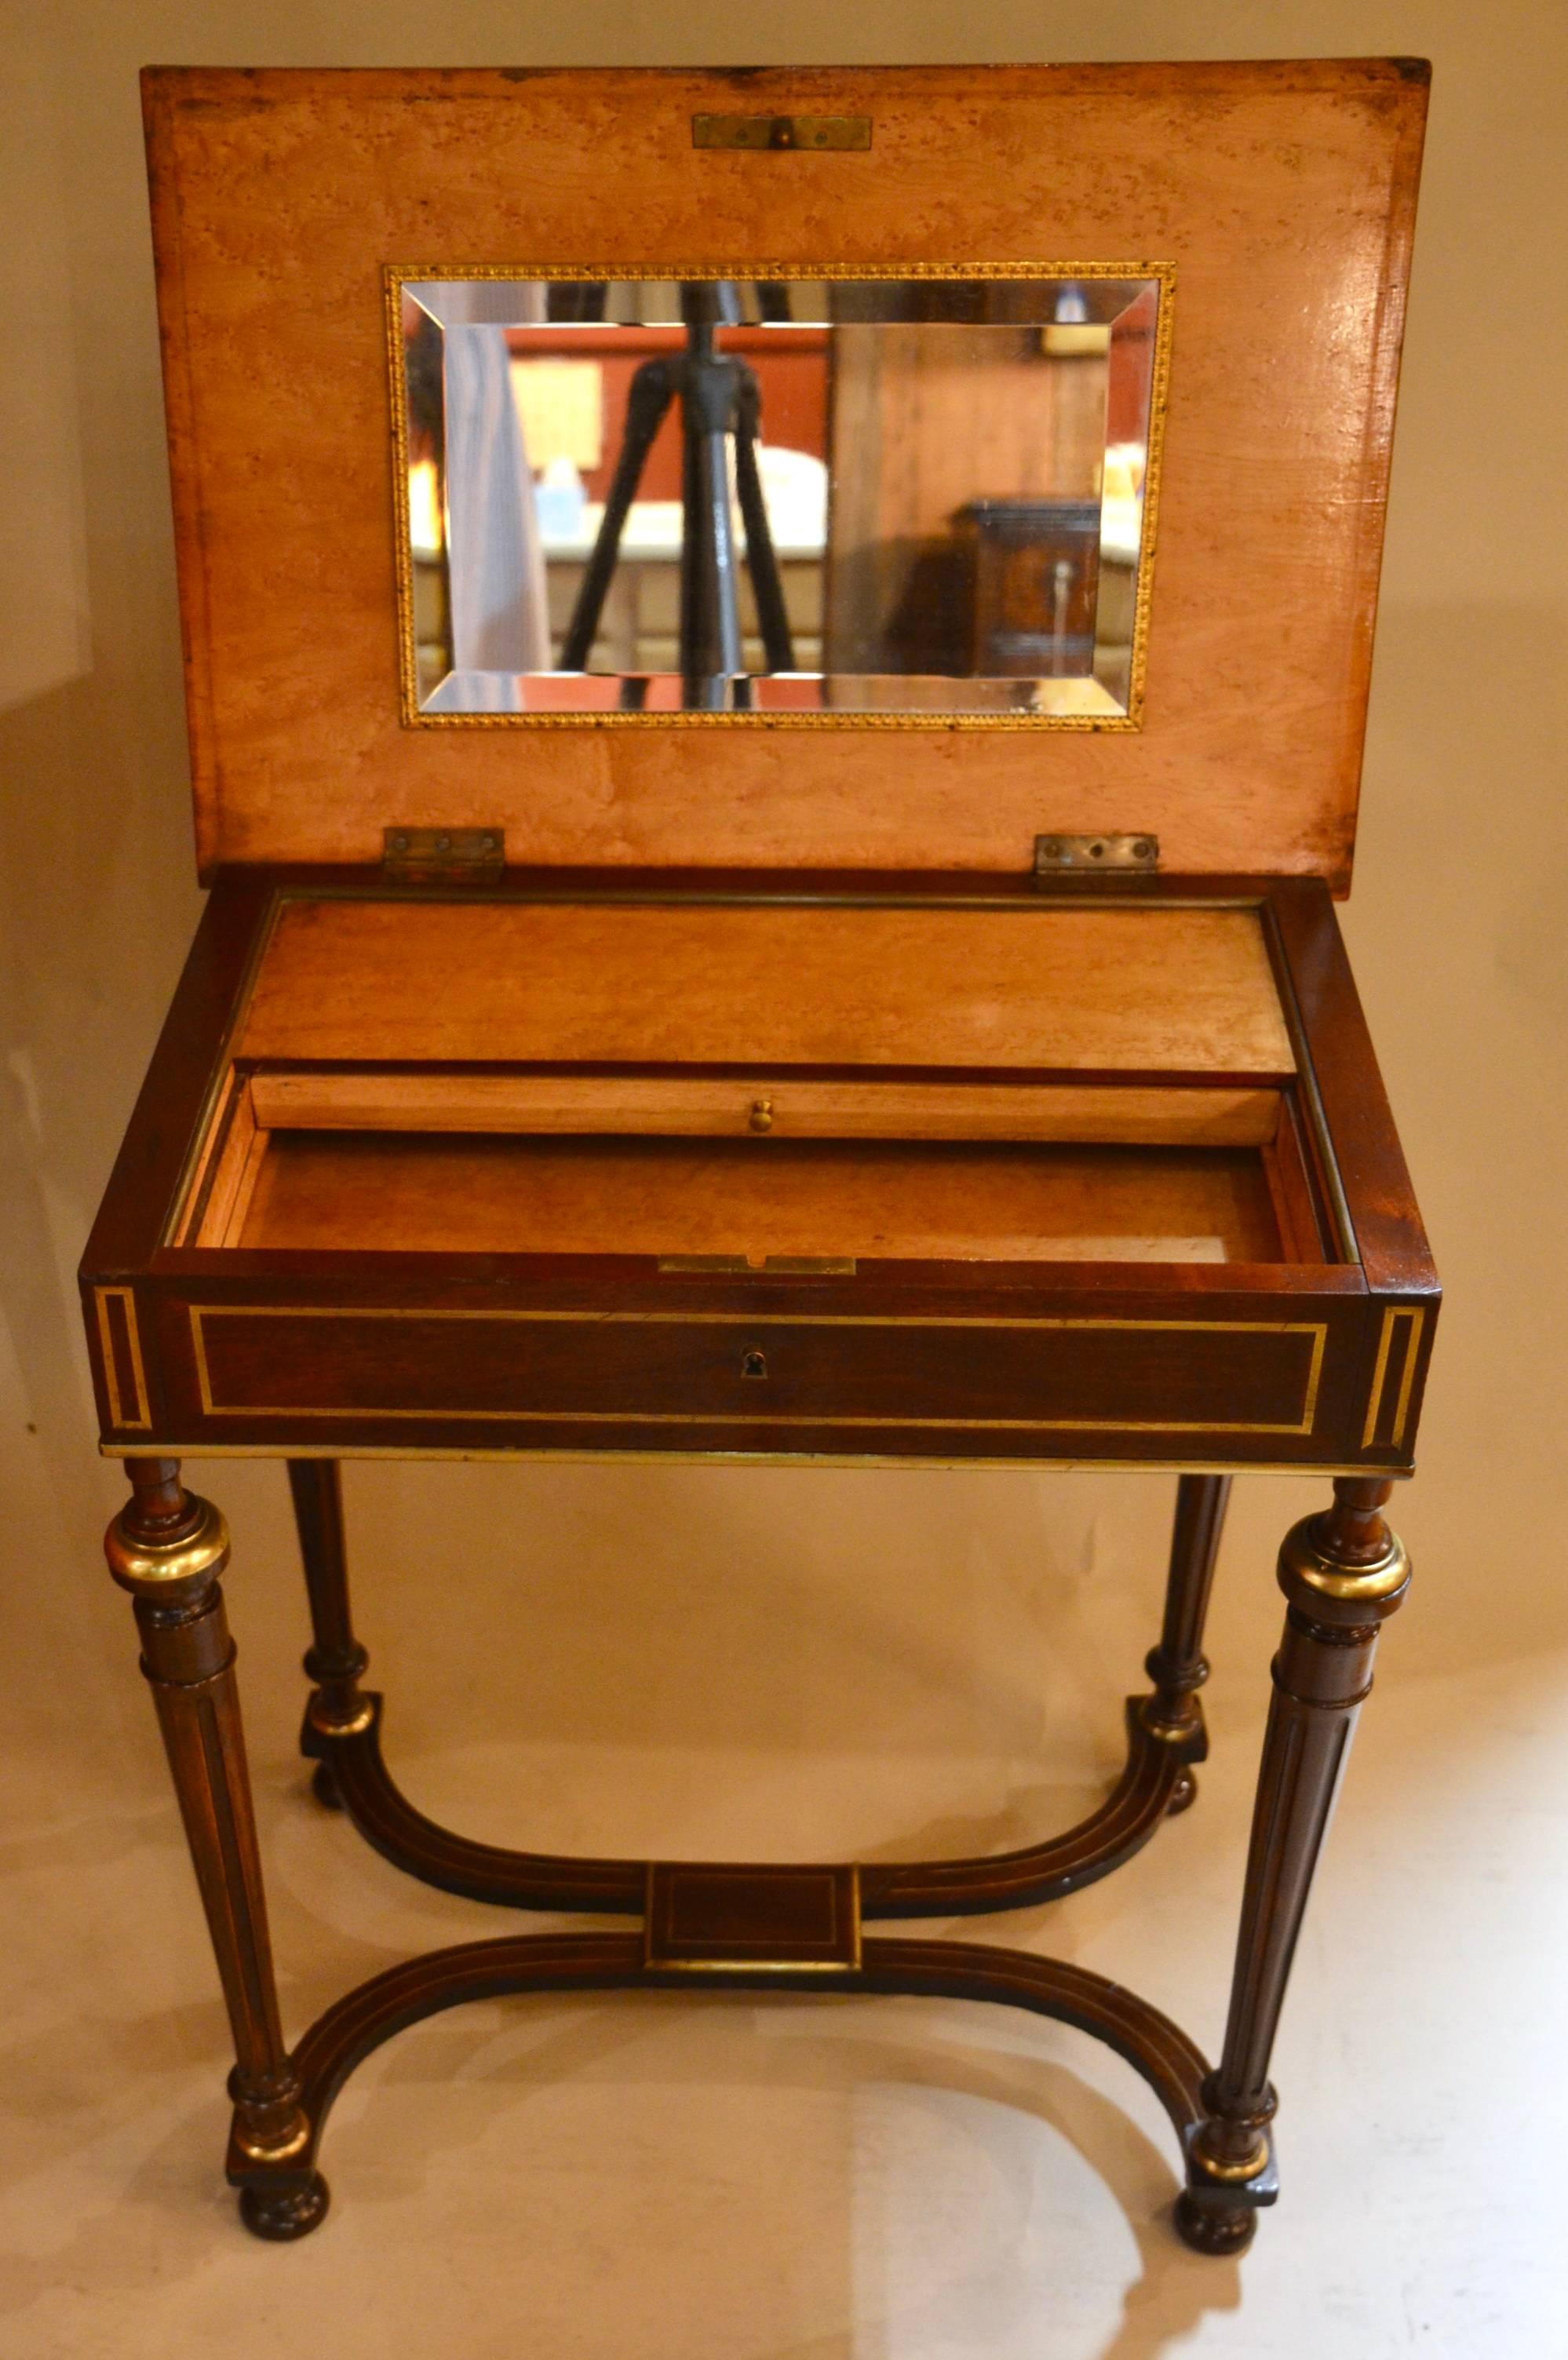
82;60;1436;2257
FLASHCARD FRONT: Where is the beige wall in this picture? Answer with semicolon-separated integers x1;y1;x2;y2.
1;6;1565;2346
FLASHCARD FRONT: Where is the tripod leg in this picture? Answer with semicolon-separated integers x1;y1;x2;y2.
734;371;796;673
560;359;674;670
682;413;744;705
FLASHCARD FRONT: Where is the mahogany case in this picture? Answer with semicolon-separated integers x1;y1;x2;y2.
82;63;1438;1475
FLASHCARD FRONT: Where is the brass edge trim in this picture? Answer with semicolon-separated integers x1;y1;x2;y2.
94;1286;152;1431
389;261;1176;283
187;1306;1326;1436
385;272;421;730
1125;262;1173;728
385;261;1173;735
110;1443;1407;1475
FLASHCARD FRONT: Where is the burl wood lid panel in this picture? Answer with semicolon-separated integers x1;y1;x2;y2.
144;61;1427;883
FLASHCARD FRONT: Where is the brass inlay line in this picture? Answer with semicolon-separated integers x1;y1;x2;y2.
95;1286;151;1430
1361;1305;1425;1450
1360;1310;1397;1448
1390;1308;1424;1450
188;1306;1326;1438
385;261;1175;735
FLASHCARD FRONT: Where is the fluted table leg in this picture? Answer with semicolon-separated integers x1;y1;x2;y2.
1176;1476;1411;2253
106;1458;326;2240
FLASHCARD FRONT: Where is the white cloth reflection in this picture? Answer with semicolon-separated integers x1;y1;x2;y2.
425;282;549;701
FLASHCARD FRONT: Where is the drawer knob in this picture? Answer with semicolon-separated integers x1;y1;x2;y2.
749;1097;774;1133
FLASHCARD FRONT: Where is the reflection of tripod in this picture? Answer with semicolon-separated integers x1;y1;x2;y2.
560;283;796;709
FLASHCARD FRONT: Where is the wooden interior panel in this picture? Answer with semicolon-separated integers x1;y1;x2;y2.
1261;1099;1330;1261
144;62;1427;885
172;1069;258;1247
236;899;1295;1075
235;1133;1286;1264
247;1067;1281;1146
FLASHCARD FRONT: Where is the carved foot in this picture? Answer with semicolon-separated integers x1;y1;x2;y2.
1173;2189;1256;2255
310;1758;345;1811
1166;1766;1198;1815
239;2171;330;2241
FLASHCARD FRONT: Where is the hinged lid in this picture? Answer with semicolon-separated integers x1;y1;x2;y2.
143;60;1427;888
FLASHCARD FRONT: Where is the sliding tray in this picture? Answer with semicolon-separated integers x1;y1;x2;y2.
83;866;1435;1475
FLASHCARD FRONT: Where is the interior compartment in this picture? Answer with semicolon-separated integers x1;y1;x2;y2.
227;1132;1296;1264
179;1071;1328;1266
172;894;1337;1268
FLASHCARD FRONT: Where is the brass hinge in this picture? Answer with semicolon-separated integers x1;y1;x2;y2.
1034;832;1159;881
383;827;505;883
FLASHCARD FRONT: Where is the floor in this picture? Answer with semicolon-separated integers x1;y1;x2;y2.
4;1454;1565;2359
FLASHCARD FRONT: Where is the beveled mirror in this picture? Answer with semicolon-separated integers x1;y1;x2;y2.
391;268;1171;727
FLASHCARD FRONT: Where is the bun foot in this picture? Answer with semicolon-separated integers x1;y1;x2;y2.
1173;2189;1256;2256
310;1759;345;1811
239;2171;330;2241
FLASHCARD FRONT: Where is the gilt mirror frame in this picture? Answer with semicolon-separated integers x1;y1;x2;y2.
385;261;1176;732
